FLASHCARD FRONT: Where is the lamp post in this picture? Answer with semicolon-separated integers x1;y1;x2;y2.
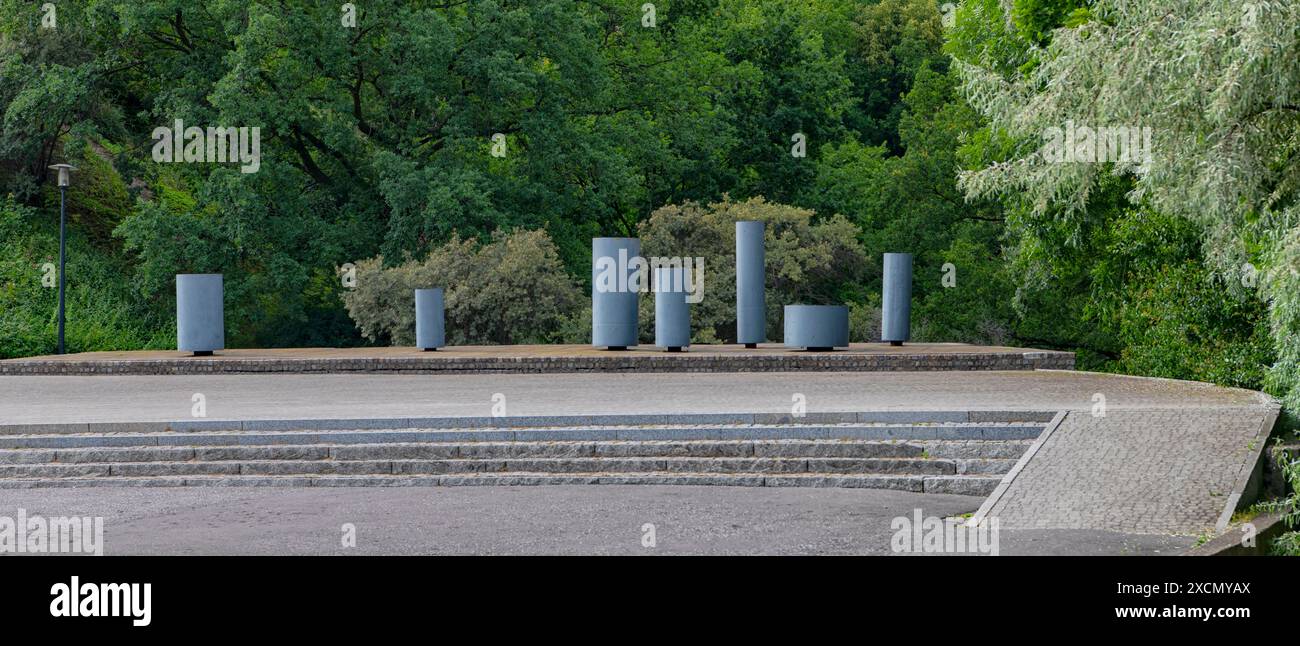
49;164;75;354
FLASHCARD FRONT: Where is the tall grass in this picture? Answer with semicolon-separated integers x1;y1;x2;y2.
0;197;170;358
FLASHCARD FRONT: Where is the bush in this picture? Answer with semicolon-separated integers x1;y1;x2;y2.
341;229;582;346
637;196;869;343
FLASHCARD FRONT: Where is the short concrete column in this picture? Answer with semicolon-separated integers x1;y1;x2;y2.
735;221;765;348
654;267;690;351
592;237;641;349
176;274;224;356
783;305;849;351
415;288;445;351
881;253;913;346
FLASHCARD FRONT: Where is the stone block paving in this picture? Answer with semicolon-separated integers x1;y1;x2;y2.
989;408;1274;535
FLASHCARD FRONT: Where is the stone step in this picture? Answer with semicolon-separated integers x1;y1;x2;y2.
0;472;1005;495
0;423;1044;449
0;457;1018;478
0;410;1059;435
0;439;1033;463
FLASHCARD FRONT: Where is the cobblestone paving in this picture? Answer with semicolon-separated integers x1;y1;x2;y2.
0;485;1193;555
989;408;1275;534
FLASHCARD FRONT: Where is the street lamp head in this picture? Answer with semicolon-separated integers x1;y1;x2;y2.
49;163;77;187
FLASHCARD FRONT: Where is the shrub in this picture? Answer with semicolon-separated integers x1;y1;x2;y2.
637;196;869;343
341;229;581;346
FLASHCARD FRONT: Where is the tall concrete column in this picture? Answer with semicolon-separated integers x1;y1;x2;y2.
735;221;765;348
176;274;224;356
415;288;445;351
654;267;690;351
881;253;913;346
592;237;641;349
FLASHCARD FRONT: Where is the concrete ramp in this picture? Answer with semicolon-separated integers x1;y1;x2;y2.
981;407;1279;535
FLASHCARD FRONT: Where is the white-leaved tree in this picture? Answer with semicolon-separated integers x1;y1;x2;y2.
952;0;1300;408
950;0;1300;552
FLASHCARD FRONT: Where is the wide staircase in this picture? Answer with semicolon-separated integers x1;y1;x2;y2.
0;412;1053;494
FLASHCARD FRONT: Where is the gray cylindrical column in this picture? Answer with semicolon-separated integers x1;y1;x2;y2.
415;288;445;351
882;253;913;345
654;267;690;351
176;274;224;356
592;237;640;349
783;305;849;351
736;221;765;348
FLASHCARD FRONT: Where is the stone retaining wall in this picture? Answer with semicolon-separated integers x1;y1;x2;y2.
0;350;1074;376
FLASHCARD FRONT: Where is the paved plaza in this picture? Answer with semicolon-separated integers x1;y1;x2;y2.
0;369;1278;549
0;485;1193;556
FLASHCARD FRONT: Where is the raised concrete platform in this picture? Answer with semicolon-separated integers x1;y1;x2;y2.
0;343;1074;375
0;370;1262;425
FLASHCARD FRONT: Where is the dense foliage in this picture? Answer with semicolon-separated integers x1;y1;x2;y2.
0;0;992;351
